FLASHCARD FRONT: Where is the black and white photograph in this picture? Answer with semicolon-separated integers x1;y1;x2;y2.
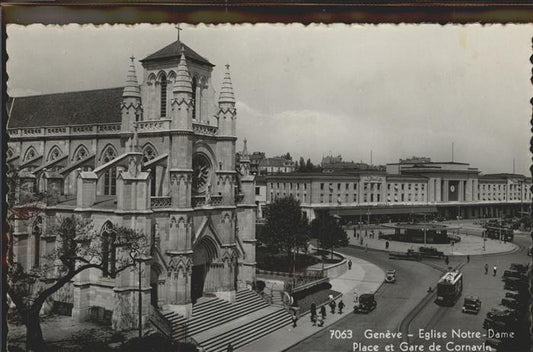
4;23;532;352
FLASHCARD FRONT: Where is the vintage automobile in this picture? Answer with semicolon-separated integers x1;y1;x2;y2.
503;277;527;291
509;263;529;273
502;270;526;281
504;291;520;300
462;295;481;314
354;293;377;314
385;269;397;283
501;297;523;310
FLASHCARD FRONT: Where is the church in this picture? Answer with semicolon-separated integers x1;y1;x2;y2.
7;36;257;331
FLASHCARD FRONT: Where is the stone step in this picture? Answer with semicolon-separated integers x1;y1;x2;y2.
172;298;269;339
189;292;264;323
199;308;292;352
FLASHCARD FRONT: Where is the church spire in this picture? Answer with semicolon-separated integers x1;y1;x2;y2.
242;138;249;157
174;47;192;94
123;55;141;98
218;64;235;104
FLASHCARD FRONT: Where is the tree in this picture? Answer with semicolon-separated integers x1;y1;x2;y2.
305;158;313;171
259;196;309;261
298;157;306;172
284;152;292;161
7;214;148;351
310;212;349;259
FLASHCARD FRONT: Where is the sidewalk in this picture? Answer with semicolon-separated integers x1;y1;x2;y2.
237;255;385;352
347;229;517;256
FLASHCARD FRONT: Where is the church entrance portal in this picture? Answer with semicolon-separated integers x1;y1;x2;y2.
191;237;219;304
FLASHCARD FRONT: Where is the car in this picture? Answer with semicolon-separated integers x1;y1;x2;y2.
484;338;501;351
502;270;526;280
504;291;520;300
462;295;481;314
510;263;529;273
500;297;523;310
385;270;397;283
354;293;377;314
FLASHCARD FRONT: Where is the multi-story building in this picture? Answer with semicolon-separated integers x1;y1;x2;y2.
263;158;531;221
258;156;296;175
7;39;256;330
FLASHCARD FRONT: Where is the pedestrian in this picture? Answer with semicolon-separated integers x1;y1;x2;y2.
227;343;234;352
310;303;317;322
329;300;337;314
320;305;326;319
445;256;449;266
493;265;497;276
467;255;470;263
338;300;345;314
365;243;368;252
317;315;324;327
348;259;352;270
360;238;363;246
311;314;317;326
385;241;390;250
291;312;298;328
484;264;488;275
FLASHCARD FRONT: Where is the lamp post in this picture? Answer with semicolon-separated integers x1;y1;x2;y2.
423;213;427;245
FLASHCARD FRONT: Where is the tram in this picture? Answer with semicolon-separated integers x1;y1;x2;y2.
435;270;463;306
484;226;514;242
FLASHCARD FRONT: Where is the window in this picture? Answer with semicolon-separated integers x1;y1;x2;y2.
329;194;332;203
160;72;167;117
320;194;324;203
370;194;374;202
32;217;43;267
256;187;260;195
102;146;117;196
142;144;158;196
23;146;37;162
191;77;197;119
101;222;116;278
377;194;380;202
377;183;381;191
337;183;341;191
73;145;89;161
346;183;349;190
47;146;62;161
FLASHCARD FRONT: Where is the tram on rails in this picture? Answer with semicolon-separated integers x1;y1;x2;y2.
435;270;463;306
484;225;514;242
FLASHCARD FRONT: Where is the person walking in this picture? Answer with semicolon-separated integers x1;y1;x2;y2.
227;343;234;352
445;256;449;266
365;243;368;252
385;241;389;250
329;300;337;314
310;303;317;322
320;305;327;320
493;265;497;276
291;312;298;328
311;314;317;326
338;300;345;314
317;315;324;327
348;259;352;270
484;264;488;275
467;255;470;263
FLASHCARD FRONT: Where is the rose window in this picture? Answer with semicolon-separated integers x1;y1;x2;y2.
192;154;211;194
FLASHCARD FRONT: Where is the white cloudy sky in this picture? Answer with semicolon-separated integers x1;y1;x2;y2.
7;23;532;175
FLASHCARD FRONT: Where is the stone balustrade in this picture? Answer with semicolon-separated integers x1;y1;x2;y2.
135;119;170;132
8;122;122;139
150;196;171;209
192;122;217;136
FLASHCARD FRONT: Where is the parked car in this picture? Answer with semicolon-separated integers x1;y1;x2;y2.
503;277;527;291
504;291;520;300
501;297;523;310
462;295;481;314
385;270;397;283
510;263;528;273
354;293;377;313
502;270;526;280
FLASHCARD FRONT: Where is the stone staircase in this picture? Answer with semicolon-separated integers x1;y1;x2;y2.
163;289;292;351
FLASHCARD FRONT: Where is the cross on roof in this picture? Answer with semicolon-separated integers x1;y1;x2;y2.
175;24;183;42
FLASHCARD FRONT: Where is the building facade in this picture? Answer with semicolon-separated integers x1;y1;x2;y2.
7;40;256;330
263;159;531;221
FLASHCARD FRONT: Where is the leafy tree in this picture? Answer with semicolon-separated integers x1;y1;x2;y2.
298;157;306;172
310;212;349;259
305;158;313;171
284;152;292;161
259;196;309;262
7;214;148;350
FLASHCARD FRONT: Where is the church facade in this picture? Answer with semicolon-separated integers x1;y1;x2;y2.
7;39;257;330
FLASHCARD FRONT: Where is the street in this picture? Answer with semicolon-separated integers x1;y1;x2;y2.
287;231;531;352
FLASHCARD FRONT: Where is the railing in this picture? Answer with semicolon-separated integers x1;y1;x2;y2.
8;122;121;139
256;269;327;294
192;122;217;136
151;196;171;209
211;195;223;206
191;195;206;208
148;305;172;340
135;119;170;132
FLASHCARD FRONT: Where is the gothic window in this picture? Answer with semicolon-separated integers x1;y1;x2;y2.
73;145;89;161
142;144;158;196
101;145;117;196
32;217;43;267
47;146;62;161
101;222;116;278
23;146;37;162
192;153;211;194
160;72;167;118
191;76;197;120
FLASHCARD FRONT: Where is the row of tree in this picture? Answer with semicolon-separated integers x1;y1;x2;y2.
258;196;348;262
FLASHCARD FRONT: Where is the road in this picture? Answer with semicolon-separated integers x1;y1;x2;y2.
287;231;531;352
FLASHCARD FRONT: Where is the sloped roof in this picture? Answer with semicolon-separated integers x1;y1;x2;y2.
141;41;214;67
8;87;123;128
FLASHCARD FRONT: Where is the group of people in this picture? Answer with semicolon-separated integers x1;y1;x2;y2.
309;300;346;327
484;263;497;276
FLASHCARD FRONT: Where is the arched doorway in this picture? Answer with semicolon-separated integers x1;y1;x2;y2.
191;236;219;304
150;263;162;308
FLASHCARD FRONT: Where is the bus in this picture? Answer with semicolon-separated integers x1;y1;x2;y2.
484;226;514;242
435;271;463;306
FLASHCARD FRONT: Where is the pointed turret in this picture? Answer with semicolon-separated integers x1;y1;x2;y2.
121;56;142;134
219;64;235;105
174;48;193;94
242;138;249;157
123;55;141;99
240;138;250;176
